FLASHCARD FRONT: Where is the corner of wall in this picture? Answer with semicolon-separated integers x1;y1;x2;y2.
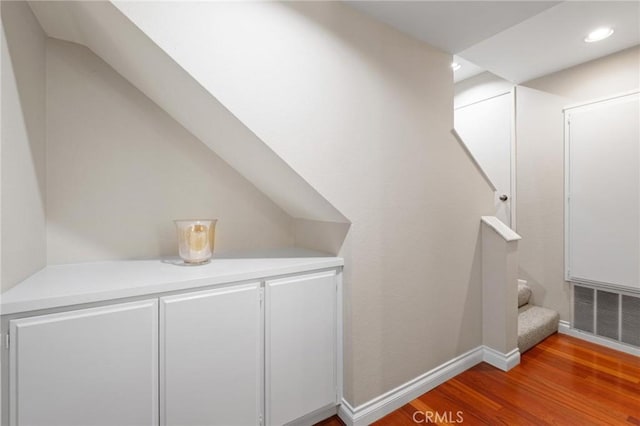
293;218;351;255
1;1;47;292
454;71;514;108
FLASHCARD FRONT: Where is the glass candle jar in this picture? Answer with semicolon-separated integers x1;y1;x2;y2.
174;219;217;264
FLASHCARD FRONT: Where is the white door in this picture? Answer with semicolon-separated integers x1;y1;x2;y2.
455;92;514;227
566;93;640;289
9;300;158;426
160;283;261;426
265;271;337;426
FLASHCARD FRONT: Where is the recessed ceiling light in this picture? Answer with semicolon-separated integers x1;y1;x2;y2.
451;62;461;71
584;27;614;43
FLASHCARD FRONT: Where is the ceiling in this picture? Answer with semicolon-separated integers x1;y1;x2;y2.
346;1;640;83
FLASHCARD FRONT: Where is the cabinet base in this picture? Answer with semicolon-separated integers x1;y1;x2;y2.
286;403;337;426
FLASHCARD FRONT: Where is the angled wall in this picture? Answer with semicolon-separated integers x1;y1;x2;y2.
112;1;494;406
1;1;46;291
45;39;294;264
28;0;347;226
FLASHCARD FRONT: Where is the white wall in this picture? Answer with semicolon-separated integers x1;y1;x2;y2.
515;86;569;318
454;72;570;319
29;0;348;225
453;76;514;227
517;46;640;320
454;48;640;321
454;71;513;109
1;2;46;292
524;46;640;102
45;39;294;264
116;1;494;406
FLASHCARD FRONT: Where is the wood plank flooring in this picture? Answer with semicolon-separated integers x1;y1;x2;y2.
317;334;640;425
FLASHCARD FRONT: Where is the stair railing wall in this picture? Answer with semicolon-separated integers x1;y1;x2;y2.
481;216;521;370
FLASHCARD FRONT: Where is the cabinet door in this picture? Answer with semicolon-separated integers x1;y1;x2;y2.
9;300;158;426
160;283;261;426
266;271;337;426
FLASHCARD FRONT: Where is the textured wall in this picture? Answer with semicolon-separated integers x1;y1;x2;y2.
46;39;294;264
517;46;640;320
453;47;640;322
116;1;494;406
1;1;47;291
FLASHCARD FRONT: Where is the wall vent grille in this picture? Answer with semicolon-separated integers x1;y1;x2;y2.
573;286;594;333
621;295;640;346
596;290;619;340
573;285;640;349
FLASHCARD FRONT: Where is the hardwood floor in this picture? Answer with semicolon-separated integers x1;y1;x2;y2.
317;334;640;425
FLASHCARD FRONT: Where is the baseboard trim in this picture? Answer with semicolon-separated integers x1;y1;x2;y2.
338;322;640;426
558;320;640;357
337;346;484;426
482;346;520;371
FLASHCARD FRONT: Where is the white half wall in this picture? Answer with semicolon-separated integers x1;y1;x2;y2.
45;39;294;264
1;1;46;292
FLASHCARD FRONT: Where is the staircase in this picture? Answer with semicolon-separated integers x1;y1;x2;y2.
517;281;560;353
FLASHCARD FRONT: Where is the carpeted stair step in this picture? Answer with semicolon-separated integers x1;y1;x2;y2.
518;281;532;308
518;303;560;353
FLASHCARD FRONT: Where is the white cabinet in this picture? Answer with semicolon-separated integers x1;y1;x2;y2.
160;283;261;426
3;265;341;426
266;271;337;426
9;300;158;426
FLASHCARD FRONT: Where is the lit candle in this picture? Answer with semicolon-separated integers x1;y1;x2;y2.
188;224;210;260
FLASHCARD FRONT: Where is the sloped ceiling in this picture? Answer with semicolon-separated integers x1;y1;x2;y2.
345;1;560;54
28;0;348;224
459;1;640;83
451;55;485;83
347;1;640;84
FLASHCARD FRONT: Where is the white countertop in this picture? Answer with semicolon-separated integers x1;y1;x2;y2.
0;248;343;315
